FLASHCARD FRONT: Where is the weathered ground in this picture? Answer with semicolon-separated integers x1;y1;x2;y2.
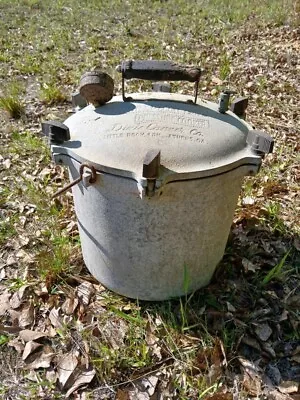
0;1;299;399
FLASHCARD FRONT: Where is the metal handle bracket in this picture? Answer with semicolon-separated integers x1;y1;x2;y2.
52;163;97;198
117;60;201;103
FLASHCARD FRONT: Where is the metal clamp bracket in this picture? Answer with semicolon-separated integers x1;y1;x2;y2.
247;130;274;156
142;149;161;197
52;163;97;198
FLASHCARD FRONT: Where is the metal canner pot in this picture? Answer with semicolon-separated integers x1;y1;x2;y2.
42;60;274;301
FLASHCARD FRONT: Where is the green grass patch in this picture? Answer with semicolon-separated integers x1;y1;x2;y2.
261;250;291;285
41;82;68;105
0;95;24;118
0;218;17;245
0;82;25;118
35;234;76;289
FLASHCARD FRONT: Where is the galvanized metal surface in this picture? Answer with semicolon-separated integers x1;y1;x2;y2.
62;158;245;300
50;90;273;300
52;92;262;183
65;156;249;300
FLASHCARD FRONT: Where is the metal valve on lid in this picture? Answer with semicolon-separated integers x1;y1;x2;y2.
79;71;114;107
218;89;236;113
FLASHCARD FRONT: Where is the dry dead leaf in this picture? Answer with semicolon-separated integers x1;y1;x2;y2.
66;220;77;233
6;254;17;266
242;258;259;273
291;354;300;363
18;302;34;328
278;381;299;394
226;302;236;312
254;322;273;341
267;390;293;400
76;282;95;305
25;345;54;369
15;249;33;263
10;285;29;309
239;357;262;396
19;329;47;342
146;320;159;346
0;323;22;334
212;338;227;368
241;335;262;352
57;352;79;388
62;296;79;315
211;76;223;85
3;158;11;169
49;307;63;328
25;370;38;382
34;282;48;297
242;196;255;205
18;234;30;247
261;342;276;358
136;375;159;396
116;389;130;400
65;366;96;398
0;290;11;315
206;393;233;400
150;343;162;361
145;318;162;361
0;268;5;281
118;389;149;400
8;309;21;325
279;310;289;321
22;340;43;360
7;337;25;354
102;318;128;350
46;368;57;384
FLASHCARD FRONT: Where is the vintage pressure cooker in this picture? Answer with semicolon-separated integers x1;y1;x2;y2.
42;60;274;301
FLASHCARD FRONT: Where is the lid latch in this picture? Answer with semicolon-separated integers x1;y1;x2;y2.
142;149;161;197
41;121;70;144
230;97;248;119
247;130;274;155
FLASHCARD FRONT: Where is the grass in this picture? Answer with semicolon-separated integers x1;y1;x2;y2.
10;131;49;155
35;235;75;289
219;53;231;81
41;82;68;105
0;0;299;398
261;250;291;285
0;82;25;118
0;218;16;245
260;201;287;234
0;95;24;118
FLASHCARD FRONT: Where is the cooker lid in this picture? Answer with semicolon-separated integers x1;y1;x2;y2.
52;92;262;180
48;61;273;183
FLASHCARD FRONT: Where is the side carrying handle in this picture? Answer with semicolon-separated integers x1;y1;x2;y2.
117;60;201;103
52;163;97;199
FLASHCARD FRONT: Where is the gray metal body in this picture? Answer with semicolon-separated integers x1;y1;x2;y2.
52;93;263;300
